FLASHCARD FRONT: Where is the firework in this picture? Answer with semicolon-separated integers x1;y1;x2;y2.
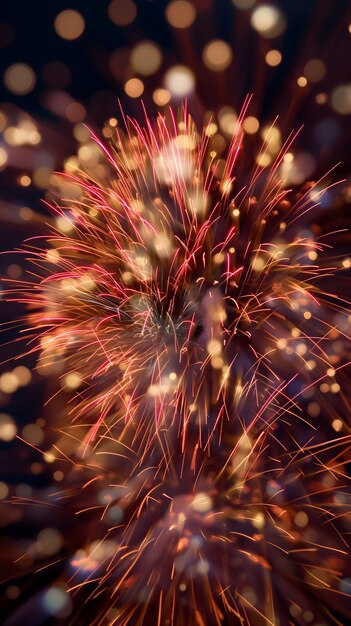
3;104;351;626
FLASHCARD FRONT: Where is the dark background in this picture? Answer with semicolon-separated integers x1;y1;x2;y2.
0;0;350;623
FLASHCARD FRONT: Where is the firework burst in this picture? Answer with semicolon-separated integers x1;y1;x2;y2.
4;103;351;626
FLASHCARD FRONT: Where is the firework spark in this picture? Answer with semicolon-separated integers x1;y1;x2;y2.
4;104;351;625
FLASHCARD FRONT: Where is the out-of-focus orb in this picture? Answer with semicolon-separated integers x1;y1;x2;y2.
166;1;196;28
33;166;52;189
0;413;17;441
297;76;308;88
19;175;31;187
4;63;36;95
294;512;309;528
108;0;137;26
243;116;260;134
164;65;195;97
65;102;86;124
261;125;281;154
7;264;22;279
0;482;9;499
265;49;282;66
251;5;286;38
43;587;72;618
124;78;144;98
19;207;33;221
4;118;40;147
0;111;7;132
333;418;343;432
232;0;256;8
0;370;19;393
73;123;90;142
316;92;327;105
191;493;213;513
331;84;351;114
203;40;233;71
54;10;85;40
78;143;99;165
38;528;64;556
0;146;7;169
153;88;171;106
313;117;341;146
13;366;31;387
218;106;237;134
22;423;44;446
64;372;82;389
280;152;316;185
131;41;162;76
304;59;326;83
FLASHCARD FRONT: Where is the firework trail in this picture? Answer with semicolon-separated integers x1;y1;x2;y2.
3;102;351;625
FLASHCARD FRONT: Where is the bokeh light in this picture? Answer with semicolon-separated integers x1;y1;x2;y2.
243;115;260;134
108;0;137;26
164;65;195;96
4;63;36;95
0;413;17;441
124;77;144;98
265;49;282;66
130;41;162;76
166;1;196;29
153;88;171;106
37;528;64;556
297;76;308;87
43;587;72;618
22;423;44;445
54;10;85;40
202;39;233;71
218;106;237;134
0;146;8;169
331;84;351;114
251;5;286;38
304;58;326;83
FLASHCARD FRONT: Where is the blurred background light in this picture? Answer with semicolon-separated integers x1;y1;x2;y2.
331;84;351;114
153;88;171;106
4;63;36;95
130;41;162;76
164;65;195;96
304;58;326;83
54;10;85;40
0;413;17;441
166;1;196;28
202;40;233;71
108;0;137;26
265;49;282;66
251;5;286;38
124;77;144;98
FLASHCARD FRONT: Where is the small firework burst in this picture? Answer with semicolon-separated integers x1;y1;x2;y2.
5;104;351;626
